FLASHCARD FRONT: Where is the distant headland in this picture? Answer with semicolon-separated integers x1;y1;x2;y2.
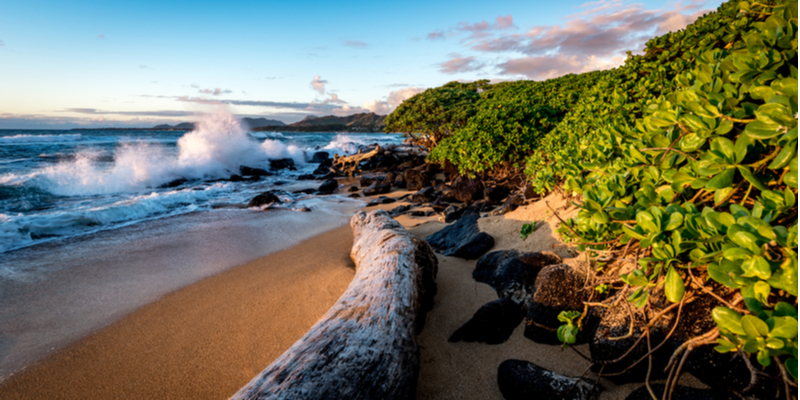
73;113;387;133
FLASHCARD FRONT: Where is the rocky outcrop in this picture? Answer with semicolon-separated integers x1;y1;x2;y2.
247;191;282;208
473;250;562;304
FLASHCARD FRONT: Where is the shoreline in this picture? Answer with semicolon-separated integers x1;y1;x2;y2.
0;223;358;399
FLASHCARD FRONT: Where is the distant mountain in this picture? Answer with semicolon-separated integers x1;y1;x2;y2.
253;112;386;133
241;117;286;129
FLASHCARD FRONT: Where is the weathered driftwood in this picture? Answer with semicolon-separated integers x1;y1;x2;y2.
230;209;437;400
332;145;380;176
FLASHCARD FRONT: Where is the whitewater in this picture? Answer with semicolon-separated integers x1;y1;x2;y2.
0;112;402;254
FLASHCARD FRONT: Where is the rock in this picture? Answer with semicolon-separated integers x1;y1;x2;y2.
404;169;430;191
498;360;601;400
425;214;494;259
160;178;188;188
389;205;411;216
473;250;562;304
484;185;511;202
239;166;272;176
524;263;597;345
347;186;360;192
410;187;436;204
366;197;397;207
293;188;317;195
247;191;281;208
269;158;295;170
451;176;484;203
449;298;524;344
625;384;736;400
491;195;524;216
589;288;674;384
360;175;383;187
295;207;312;212
229;175;244;182
363;184;391;196
393;174;407;189
273;180;288;186
313;160;332;175
318;179;338;193
297;174;315;180
444;204;480;223
410;210;426;216
348;193;362;198
384;172;396;187
310;151;329;163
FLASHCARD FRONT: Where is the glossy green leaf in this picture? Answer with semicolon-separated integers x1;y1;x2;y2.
712;307;747;336
665;266;685;303
741;315;770;338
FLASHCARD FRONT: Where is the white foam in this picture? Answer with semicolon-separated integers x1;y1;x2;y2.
0;133;83;144
249;131;285;139
0;183;234;253
24;108;305;196
322;133;369;156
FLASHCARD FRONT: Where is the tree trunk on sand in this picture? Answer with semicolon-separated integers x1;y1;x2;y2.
230;209;438;400
332;145;381;176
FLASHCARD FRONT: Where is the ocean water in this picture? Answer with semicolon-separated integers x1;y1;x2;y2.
0;112;402;255
0;112;403;380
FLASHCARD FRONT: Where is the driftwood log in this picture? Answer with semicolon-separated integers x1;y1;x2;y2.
332;145;380;176
230;209;438;400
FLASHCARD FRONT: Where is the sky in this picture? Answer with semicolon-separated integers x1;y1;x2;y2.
0;0;724;129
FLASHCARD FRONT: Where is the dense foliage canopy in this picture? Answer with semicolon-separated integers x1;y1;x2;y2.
387;0;798;382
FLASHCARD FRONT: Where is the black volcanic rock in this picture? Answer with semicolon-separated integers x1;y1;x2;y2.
247;191;281;208
498;360;600;400
363;184;391;196
318;179;338;193
309;151;330;163
425;214;494;259
473;250;562;304
269;158;295;170
239;166;272;176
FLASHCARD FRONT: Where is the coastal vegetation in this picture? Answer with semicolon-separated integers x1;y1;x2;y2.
387;0;798;392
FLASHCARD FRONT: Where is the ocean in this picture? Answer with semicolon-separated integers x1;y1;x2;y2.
0;112;403;379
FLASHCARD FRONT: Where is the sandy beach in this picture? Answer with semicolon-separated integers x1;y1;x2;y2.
0;190;702;400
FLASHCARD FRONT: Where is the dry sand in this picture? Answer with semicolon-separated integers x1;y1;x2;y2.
0;224;356;400
0;187;700;399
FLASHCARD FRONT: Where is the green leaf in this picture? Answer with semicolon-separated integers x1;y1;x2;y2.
712;307;747;336
757;349;771;367
744;120;784;139
741;315;769;338
636;211;660;233
741;256;773;280
787;358;798;380
665;266;685;303
737;166;769;191
768;140;797;170
768;317;799;340
729;230;762;254
665;212;684;231
705;168;735;190
753;281;771;305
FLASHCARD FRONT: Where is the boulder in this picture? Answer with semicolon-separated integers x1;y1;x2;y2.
625;384;736;400
247;191;281;208
444;205;480;223
269;158;295;170
473;250;562;304
410;187;436;204
240;166;272;176
389;205;412;216
449;298;524;344
297;174;315;180
293;188;317;195
366;197;397;207
589;288;673;384
524;263;597;345
228;175;244;182
491;195;524;216
484;185;511;203
410;210;427;216
498;360;601;400
425;214;494;259
318;179;338;193
313;159;333;175
405;170;430;191
363;184;391;196
347;186;360;192
393;174;407;189
451;176;484;203
310;151;329;163
348;193;362;198
360;175;383;188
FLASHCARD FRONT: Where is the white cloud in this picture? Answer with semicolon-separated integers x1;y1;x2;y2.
311;75;328;94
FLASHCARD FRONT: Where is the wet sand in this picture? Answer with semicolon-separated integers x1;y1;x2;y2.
0;224;356;400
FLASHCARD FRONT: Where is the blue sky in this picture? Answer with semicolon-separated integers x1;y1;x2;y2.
0;0;723;129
